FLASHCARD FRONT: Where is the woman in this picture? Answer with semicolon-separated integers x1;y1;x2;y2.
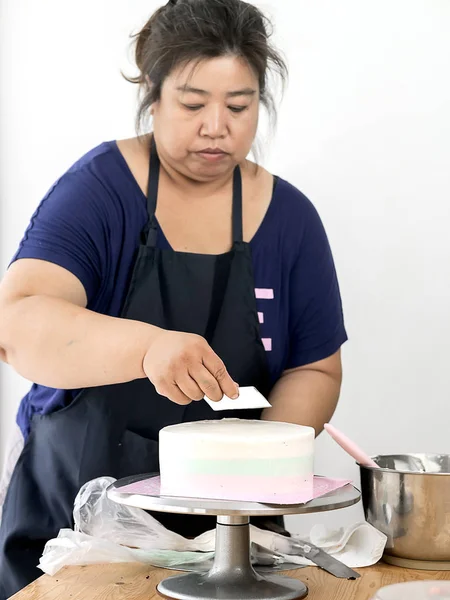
0;0;347;596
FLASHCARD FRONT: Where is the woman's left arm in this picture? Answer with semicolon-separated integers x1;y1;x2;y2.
262;350;342;435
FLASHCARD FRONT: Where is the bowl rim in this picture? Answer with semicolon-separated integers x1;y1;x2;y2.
357;453;450;475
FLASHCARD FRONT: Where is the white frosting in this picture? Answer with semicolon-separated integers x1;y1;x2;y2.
160;418;313;459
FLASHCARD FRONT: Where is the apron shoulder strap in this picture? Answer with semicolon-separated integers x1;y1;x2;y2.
232;166;243;244
145;135;160;247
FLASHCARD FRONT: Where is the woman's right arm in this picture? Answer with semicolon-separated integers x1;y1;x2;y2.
0;259;237;403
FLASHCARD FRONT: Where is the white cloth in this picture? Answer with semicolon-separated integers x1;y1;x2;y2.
250;522;388;569
300;522;387;568
0;423;24;526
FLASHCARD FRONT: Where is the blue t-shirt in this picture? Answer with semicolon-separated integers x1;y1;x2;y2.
12;141;347;438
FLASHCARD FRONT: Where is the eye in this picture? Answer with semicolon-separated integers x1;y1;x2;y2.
183;104;203;111
229;106;248;113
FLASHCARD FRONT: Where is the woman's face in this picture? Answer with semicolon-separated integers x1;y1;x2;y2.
152;55;260;182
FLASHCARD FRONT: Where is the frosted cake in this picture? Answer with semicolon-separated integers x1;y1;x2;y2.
159;418;315;503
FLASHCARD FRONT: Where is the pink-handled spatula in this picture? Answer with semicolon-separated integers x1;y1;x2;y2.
324;423;379;468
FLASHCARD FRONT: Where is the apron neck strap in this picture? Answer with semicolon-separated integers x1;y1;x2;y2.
231;165;243;243
145;136;244;247
145;135;160;247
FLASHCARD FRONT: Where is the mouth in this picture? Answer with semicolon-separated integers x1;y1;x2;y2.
196;148;229;162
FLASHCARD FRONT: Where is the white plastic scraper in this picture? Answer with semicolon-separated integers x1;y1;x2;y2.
204;386;271;412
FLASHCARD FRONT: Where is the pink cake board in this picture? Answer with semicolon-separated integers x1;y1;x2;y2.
117;476;352;505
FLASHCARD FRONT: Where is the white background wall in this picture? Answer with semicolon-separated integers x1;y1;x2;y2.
1;0;450;533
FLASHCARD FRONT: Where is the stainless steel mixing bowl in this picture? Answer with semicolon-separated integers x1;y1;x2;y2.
359;454;450;570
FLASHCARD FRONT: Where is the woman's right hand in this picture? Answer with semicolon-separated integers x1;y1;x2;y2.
143;330;239;405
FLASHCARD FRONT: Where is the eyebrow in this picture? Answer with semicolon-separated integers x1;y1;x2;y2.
176;85;256;98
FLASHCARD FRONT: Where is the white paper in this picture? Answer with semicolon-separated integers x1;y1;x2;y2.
204;386;271;411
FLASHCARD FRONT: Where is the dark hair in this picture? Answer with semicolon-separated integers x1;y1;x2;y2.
124;0;288;135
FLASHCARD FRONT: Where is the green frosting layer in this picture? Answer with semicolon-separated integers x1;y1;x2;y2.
180;455;313;476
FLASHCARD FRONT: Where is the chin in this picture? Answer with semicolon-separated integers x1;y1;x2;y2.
190;169;227;182
188;157;234;179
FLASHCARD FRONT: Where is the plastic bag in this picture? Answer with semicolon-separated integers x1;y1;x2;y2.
40;477;285;576
39;477;219;575
73;476;215;552
39;529;214;576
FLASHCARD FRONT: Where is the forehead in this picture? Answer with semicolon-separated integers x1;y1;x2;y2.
164;55;259;95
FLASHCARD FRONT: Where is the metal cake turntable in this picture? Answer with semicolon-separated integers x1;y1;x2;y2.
108;474;360;600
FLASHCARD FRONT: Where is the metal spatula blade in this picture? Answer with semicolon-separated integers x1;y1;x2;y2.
289;539;360;579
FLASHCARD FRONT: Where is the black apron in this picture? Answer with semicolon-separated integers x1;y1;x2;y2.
0;137;275;599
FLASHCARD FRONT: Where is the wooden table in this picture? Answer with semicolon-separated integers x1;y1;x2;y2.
10;562;450;600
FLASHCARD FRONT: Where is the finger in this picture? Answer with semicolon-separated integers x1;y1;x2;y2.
202;350;239;399
176;373;204;402
189;364;223;402
156;381;192;406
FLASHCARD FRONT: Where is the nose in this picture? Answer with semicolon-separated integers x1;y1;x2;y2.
199;104;228;139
